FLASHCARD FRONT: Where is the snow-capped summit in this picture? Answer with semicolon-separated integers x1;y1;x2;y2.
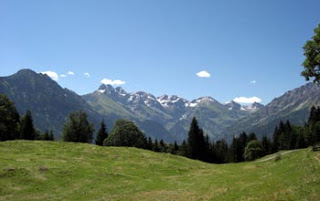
157;95;188;108
97;84;116;95
186;96;216;107
238;102;264;112
225;100;242;111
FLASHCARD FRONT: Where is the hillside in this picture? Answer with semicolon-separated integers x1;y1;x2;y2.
225;82;320;139
1;141;319;201
0;69;104;138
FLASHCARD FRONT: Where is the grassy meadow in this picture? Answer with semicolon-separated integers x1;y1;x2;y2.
0;140;319;201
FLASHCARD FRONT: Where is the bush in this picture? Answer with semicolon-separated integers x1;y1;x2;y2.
275;153;282;162
244;140;263;161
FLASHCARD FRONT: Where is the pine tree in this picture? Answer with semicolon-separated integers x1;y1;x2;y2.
49;130;55;141
153;139;160;152
261;135;272;155
159;139;167;152
96;120;108;146
20;110;36;140
248;133;257;141
171;141;179;154
147;137;153;150
187;117;202;159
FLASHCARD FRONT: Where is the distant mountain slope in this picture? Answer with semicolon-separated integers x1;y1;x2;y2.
4;69;318;143
84;85;259;142
0;69;103;138
225;83;320;139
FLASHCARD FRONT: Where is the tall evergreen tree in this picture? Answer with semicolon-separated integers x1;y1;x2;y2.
147;137;153;150
215;139;229;163
171;141;179;154
20;110;36;140
261;135;272;155
0;94;20;141
248;132;257;141
159;139;167;152
153;139;160;152
187;117;203;159
95;120;108;146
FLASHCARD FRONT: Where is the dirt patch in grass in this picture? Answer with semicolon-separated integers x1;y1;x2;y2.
133;190;194;201
243;165;257;170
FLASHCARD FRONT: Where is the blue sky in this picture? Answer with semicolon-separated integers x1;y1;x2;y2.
1;0;320;104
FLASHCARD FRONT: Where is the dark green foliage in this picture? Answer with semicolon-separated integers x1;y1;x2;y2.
20;110;36;140
171;141;179;154
307;106;320;145
39;130;55;141
62;110;95;143
104;119;146;148
228;132;248;162
178;140;188;156
0;94;20;141
244;140;263;161
146;137;153;150
152;139;160;152
261;135;272;155
95;120;108;146
214;139;229;163
159;139;167;152
187;117;206;160
301;23;320;83
248;132;257;141
275;153;282;162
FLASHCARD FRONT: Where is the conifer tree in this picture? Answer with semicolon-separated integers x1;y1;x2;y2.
159;139;167;152
261;135;272;155
147;137;153;150
248;132;257;141
187;117;203;159
153;139;160;152
96;120;108;146
171;141;179;154
20;110;36;140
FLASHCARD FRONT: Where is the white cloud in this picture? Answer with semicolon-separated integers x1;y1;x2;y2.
84;73;90;78
250;80;257;84
60;74;66;78
101;78;126;86
40;71;59;81
233;96;262;104
196;70;211;78
67;71;75;76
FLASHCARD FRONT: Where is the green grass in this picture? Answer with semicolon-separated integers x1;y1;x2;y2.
0;141;319;201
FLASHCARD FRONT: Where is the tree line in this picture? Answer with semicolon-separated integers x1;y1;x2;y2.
0;95;54;141
1;93;320;164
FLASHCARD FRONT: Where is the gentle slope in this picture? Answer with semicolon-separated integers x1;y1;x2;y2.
0;141;319;201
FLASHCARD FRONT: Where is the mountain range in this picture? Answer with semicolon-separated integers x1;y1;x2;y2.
1;69;319;142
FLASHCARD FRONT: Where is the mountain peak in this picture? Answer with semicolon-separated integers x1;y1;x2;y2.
98;84;115;94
